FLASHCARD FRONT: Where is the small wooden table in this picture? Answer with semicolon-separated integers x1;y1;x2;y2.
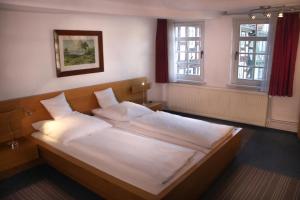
144;102;164;111
0;137;39;179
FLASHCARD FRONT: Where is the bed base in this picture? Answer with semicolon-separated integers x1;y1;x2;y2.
33;128;242;200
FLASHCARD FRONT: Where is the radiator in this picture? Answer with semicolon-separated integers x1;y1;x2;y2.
166;84;268;126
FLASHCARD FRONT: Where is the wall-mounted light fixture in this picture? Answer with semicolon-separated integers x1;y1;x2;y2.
131;81;151;105
0;107;34;150
141;82;146;105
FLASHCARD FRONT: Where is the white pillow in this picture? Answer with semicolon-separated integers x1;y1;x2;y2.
94;88;119;109
32;111;112;144
92;101;154;122
32;120;53;132
40;93;73;120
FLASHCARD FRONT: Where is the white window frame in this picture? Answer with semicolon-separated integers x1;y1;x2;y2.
231;19;273;89
172;22;205;83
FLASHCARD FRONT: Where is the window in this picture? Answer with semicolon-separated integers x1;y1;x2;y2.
172;22;204;83
232;19;273;89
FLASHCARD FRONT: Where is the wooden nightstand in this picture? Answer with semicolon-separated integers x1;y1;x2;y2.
144;102;164;111
0;137;39;179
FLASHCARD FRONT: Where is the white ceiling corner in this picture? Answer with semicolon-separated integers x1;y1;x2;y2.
0;0;299;19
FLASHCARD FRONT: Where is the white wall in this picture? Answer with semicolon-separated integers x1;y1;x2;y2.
204;16;233;88
1;9;298;131
0;10;161;101
202;16;300;131
270;40;300;123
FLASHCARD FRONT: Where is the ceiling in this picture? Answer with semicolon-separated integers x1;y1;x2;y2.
107;0;299;12
0;0;299;19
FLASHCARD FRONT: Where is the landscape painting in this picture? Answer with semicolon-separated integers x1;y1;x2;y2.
63;39;95;66
54;30;104;77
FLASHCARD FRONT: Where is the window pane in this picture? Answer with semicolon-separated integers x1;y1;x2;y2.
239;54;254;66
239;41;254;53
196;53;200;60
240;24;256;37
180;44;186;52
196;41;200;51
188;64;200;75
189;53;200;63
176;41;185;51
180;27;186;37
238;66;254;80
180;53;186;61
256;41;267;53
196;27;200;37
188;26;196;37
238;67;245;79
188;41;196;51
177;67;185;75
255;55;267;67
257;24;269;37
175;27;178;38
177;63;187;74
254;68;264;80
188;53;196;61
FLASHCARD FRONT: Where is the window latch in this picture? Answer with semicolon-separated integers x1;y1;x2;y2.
234;51;239;60
201;51;204;59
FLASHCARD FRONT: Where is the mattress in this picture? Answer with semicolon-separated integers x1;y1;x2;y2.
32;129;205;195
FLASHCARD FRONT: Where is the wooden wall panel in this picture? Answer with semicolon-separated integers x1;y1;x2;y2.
0;77;147;143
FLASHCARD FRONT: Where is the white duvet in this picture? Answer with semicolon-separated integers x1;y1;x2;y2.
131;111;234;149
33;127;202;194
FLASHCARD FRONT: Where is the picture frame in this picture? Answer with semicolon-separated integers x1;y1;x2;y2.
53;30;104;77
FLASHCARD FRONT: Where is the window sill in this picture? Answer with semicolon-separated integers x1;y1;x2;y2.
226;83;265;92
170;80;207;86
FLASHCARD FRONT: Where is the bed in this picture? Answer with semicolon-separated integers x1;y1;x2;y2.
33;128;241;200
31;112;206;195
0;77;242;200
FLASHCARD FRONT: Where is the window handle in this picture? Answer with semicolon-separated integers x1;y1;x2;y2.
234;51;239;60
201;51;204;59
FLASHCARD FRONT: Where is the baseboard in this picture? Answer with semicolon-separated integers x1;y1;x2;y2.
266;119;298;133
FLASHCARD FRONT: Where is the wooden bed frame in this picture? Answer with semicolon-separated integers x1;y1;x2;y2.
0;77;242;200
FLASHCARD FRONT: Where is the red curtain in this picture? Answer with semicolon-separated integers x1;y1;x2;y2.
269;13;300;97
155;19;169;83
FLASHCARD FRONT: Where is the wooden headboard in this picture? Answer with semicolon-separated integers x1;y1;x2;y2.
0;77;147;143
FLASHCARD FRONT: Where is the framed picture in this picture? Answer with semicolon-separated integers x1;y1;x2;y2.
53;30;104;77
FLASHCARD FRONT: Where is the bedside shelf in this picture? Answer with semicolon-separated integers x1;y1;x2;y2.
144;102;164;111
0;138;39;173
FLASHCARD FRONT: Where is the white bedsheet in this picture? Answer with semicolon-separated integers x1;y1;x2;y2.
131;111;234;149
32;128;204;194
103;119;211;153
